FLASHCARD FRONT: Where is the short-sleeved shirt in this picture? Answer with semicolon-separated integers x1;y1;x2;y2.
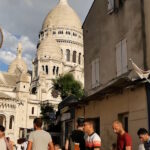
85;132;101;150
28;130;52;150
117;132;132;150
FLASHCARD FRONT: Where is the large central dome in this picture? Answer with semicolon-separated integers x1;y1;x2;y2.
42;0;82;30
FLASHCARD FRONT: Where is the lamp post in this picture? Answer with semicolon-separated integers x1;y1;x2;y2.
0;27;3;48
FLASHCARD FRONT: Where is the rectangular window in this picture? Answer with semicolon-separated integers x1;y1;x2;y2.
92;58;100;88
107;0;114;14
116;39;127;77
32;107;34;115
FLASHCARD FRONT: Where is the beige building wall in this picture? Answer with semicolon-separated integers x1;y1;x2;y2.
75;85;148;150
83;0;144;96
144;0;150;69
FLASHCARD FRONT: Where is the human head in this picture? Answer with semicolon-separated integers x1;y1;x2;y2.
137;128;149;143
112;120;124;135
33;118;43;129
0;125;5;138
83;118;95;135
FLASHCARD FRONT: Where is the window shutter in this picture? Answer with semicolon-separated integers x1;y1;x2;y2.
95;58;100;87
92;60;96;88
116;42;122;76
121;39;128;73
108;0;114;14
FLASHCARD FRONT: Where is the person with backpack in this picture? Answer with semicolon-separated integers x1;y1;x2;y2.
137;128;150;150
65;118;85;150
0;125;13;150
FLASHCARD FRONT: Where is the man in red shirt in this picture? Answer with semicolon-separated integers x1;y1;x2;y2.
112;120;132;150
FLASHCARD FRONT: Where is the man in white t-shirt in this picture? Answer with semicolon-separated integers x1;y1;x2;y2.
83;118;101;150
27;118;54;150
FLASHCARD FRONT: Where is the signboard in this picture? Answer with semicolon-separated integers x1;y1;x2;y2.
0;27;3;48
61;113;71;121
60;106;69;114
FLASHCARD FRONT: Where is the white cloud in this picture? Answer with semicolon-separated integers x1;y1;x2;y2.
24;0;33;7
0;0;94;71
0;29;36;70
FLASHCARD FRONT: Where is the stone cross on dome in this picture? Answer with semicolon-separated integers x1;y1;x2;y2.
17;42;22;58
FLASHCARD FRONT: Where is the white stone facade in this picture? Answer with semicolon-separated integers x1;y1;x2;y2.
0;0;84;143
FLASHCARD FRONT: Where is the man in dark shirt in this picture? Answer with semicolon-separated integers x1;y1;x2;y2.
112;120;132;150
137;128;150;150
65;118;85;150
71;118;85;150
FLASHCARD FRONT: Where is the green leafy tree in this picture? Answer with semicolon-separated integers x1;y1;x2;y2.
52;73;84;100
40;104;55;129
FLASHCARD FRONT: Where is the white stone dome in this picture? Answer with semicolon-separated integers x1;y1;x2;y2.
8;43;28;74
37;35;62;60
42;0;82;30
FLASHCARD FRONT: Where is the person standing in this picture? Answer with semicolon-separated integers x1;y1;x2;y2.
83;118;101;150
137;128;150;150
71;118;85;150
112;120;132;150
65;118;85;150
27;117;54;150
0;125;13;150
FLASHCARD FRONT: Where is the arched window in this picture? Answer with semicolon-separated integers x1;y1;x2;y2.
66;31;71;35
53;66;56;75
46;65;48;74
53;31;56;35
56;67;59;75
9;116;14;129
73;32;77;37
78;53;81;64
0;115;6;127
42;65;44;71
66;49;70;61
73;51;77;63
61;49;63;56
32;107;34;115
32;87;36;94
58;31;63;34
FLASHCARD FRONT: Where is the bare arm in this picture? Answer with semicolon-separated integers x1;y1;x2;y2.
65;139;69;150
94;148;100;150
126;146;132;150
48;141;54;150
27;141;32;150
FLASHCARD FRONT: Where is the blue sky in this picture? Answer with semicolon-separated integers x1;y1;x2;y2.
0;0;94;72
0;61;8;71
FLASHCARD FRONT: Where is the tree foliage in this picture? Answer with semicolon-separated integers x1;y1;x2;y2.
40;104;55;128
52;73;84;100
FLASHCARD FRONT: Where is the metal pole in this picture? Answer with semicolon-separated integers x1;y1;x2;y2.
0;27;3;48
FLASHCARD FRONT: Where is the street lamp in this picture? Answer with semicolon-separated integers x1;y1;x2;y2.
0;27;3;48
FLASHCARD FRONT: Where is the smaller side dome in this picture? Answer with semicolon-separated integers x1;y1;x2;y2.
37;35;62;61
8;43;28;74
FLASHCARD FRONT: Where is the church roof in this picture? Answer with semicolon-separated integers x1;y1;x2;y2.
0;72;18;86
0;92;12;99
42;0;82;30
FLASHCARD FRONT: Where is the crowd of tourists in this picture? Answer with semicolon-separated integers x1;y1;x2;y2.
0;117;150;150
